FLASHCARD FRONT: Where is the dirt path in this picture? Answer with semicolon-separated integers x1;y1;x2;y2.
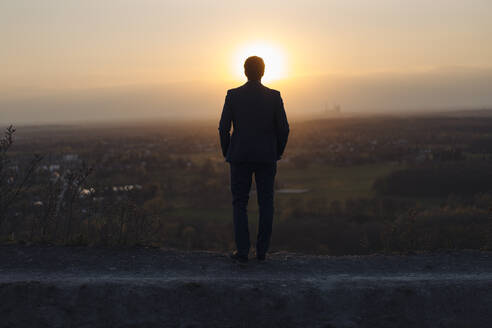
1;245;492;327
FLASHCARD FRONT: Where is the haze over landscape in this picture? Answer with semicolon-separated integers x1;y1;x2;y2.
1;0;492;124
3;3;492;326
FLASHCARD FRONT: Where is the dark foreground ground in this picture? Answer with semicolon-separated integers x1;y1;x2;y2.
1;246;492;328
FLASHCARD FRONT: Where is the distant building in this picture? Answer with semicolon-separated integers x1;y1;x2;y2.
49;164;60;172
324;103;342;115
63;154;79;162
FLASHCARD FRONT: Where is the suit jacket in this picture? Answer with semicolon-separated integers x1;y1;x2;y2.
219;81;289;162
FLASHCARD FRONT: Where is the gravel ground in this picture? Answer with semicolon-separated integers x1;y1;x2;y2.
1;245;492;328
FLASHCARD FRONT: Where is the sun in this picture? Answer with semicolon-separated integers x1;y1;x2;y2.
233;42;287;83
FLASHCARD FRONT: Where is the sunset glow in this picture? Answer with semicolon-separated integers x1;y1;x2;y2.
233;42;287;83
1;1;492;123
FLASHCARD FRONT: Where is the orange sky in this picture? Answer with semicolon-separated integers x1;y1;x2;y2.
1;0;492;123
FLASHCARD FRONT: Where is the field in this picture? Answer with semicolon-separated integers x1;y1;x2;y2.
2;112;492;254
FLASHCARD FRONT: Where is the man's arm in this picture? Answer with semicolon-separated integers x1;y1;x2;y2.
218;90;232;158
274;91;289;159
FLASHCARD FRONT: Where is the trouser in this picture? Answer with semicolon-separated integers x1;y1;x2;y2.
230;161;277;257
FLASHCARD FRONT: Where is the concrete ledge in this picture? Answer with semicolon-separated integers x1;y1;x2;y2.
1;246;492;327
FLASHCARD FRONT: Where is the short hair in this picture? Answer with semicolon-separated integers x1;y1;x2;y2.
244;56;265;80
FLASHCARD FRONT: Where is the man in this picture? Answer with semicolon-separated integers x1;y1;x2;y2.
219;56;289;264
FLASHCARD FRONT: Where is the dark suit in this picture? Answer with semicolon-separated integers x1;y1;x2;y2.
219;80;289;257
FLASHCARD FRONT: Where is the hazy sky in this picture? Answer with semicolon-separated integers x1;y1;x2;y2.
1;0;492;123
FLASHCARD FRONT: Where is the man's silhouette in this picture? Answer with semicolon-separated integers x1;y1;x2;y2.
219;56;289;263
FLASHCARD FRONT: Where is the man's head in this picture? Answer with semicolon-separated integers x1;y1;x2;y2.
244;56;265;81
